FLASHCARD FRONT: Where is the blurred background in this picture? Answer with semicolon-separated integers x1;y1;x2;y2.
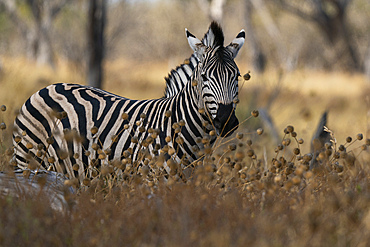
0;0;369;153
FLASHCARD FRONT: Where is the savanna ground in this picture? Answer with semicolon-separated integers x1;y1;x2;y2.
0;57;369;246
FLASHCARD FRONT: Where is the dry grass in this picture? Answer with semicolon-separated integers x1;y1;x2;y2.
0;57;370;246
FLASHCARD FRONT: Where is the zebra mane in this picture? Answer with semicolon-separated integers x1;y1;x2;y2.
163;54;198;98
202;21;224;48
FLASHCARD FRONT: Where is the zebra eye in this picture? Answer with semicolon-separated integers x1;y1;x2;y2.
201;74;208;82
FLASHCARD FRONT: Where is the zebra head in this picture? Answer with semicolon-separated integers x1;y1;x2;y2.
186;22;245;137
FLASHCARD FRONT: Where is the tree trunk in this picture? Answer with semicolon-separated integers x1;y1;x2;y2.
87;0;106;89
244;0;266;73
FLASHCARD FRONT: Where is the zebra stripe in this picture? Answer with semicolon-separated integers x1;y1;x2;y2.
13;22;245;181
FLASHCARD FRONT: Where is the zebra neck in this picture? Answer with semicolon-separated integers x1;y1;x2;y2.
172;81;214;134
163;54;198;98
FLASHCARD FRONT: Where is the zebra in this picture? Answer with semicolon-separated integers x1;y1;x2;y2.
12;22;245;181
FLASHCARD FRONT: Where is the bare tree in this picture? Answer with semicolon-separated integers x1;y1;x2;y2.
244;0;266;73
1;0;71;67
87;0;106;89
276;0;362;71
197;0;226;22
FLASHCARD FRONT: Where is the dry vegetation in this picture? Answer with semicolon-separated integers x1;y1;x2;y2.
0;1;369;245
0;57;369;246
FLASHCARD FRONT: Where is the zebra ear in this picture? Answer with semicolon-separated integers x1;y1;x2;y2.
186;28;207;61
226;29;245;58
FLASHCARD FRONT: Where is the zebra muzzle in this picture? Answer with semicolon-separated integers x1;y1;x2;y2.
213;103;239;137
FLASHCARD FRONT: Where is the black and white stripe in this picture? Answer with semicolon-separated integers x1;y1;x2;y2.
13;22;245;180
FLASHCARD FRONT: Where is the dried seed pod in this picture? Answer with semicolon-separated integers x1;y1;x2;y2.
91;126;98;135
236;132;243;139
286;125;294;133
165;136;171;143
293;148;300;155
46;137;54;145
168;148;176;156
175;136;184;145
346;136;352;143
228;143;237;151
357;133;363;140
92;143;99;150
192;80;198;86
298;138;304;144
243;71;251;81
14;135;22;143
37;143;44;150
48;157;56;163
124;124;129;130
0;122;6;130
121;112;129;120
256;128;263;135
140;113;146;119
83;178;91;186
246;139;252;146
246;149;254;157
26;142;34;149
209;130;216;136
251;110;259;117
165;110;172;118
131;136;138;144
291;132;297;138
0;105;6;111
73;164;79;171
